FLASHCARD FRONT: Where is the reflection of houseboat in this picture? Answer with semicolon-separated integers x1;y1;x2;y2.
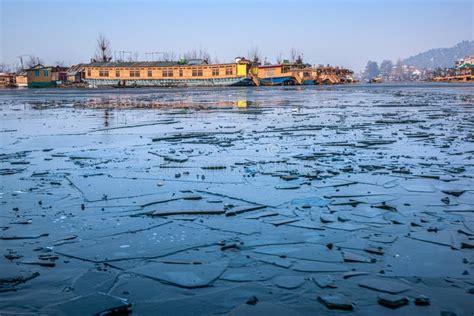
368;77;383;84
83;58;253;87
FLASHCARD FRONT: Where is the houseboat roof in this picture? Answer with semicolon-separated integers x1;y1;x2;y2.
258;64;287;69
26;64;46;70
186;59;208;65
86;61;180;68
26;64;68;71
85;60;245;68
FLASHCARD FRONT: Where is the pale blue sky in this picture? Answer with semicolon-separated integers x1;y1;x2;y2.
1;0;473;71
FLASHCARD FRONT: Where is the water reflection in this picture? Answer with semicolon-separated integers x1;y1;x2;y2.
104;109;110;127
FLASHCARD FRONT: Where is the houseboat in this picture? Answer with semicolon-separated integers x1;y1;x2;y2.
82;58;253;87
26;64;68;88
256;64;295;86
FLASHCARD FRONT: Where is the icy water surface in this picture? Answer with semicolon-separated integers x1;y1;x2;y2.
1;84;474;315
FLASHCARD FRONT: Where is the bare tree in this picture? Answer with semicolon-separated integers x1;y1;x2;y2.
54;60;66;67
394;59;405;81
290;48;297;62
25;56;43;68
276;52;282;64
199;48;211;62
380;60;393;79
94;33;112;62
183;49;197;60
0;63;11;73
289;48;305;64
183;49;211;62
163;51;177;62
247;46;261;64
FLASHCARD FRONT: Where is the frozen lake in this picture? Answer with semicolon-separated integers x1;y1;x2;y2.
1;83;474;315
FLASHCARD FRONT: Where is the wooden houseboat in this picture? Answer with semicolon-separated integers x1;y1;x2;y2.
292;67;319;85
255;64;295;86
255;63;330;86
82;58;253;87
26;64;68;88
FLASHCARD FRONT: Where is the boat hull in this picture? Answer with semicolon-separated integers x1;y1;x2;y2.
84;77;253;87
259;76;294;86
28;81;57;88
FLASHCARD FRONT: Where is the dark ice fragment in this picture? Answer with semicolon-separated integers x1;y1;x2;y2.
414;295;430;306
377;293;409;309
317;294;354;310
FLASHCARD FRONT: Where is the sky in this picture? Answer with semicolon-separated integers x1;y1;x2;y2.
0;0;473;71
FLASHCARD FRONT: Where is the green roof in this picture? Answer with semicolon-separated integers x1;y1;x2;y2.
458;63;474;69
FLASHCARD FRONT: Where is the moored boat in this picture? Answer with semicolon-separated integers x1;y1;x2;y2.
83;58;253;88
256;64;295;86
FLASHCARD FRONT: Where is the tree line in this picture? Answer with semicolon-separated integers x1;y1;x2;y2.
2;33;308;73
364;59;407;81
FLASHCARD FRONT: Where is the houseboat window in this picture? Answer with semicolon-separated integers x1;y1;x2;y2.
99;70;109;77
212;68;219;76
130;69;140;77
115;70;120;77
87;69;91;77
147;70;152;77
282;66;290;73
162;69;173;77
34;70;40;77
44;70;49;77
179;69;183;77
225;67;233;75
192;68;203;77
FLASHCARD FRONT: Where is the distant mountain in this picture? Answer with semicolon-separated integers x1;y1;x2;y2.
403;40;474;69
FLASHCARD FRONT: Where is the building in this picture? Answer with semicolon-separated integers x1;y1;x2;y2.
433;56;474;82
26;64;68;88
66;64;85;83
82;58;253;87
455;56;474;68
456;62;474;80
15;71;28;87
0;73;15;87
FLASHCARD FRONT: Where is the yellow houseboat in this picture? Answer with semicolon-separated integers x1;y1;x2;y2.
82;58;253;87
